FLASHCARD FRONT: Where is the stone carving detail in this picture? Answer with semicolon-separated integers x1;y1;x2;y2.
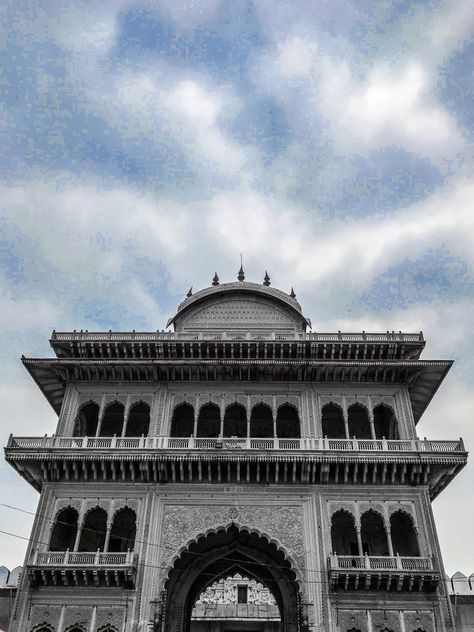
403;611;434;632
161;504;305;580
29;605;62;630
337;610;368;632
63;606;92;629
95;606;125;630
371;610;401;631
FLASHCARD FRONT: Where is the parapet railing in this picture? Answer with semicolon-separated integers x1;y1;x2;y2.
328;554;433;571
32;550;135;566
7;435;465;452
51;330;424;343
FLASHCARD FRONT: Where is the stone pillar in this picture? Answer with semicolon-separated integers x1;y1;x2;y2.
122;394;131;437
368;396;376;439
356;527;363;556
342;395;349;439
73;522;83;551
104;523;112;552
96;394;107;437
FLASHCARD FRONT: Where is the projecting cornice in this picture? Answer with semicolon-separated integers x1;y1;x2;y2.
22;356;452;423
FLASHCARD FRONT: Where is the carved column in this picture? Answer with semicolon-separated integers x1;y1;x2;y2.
367;395;376;440
342;395;349;439
95;394;107;437
122;394;131;437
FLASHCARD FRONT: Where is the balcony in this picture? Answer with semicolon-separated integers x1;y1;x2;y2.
328;554;439;591
5;436;466;496
27;550;136;588
6;434;465;453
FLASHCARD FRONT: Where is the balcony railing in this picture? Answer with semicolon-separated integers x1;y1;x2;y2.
328;554;439;591
7;435;465;453
27;549;137;588
33;550;134;566
52;330;424;343
329;554;432;571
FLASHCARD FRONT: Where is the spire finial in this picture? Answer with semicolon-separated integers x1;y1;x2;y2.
238;253;245;282
263;270;270;286
212;272;220;286
187;286;193;297
290;287;296;298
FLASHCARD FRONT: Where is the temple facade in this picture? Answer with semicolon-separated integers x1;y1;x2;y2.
4;272;468;632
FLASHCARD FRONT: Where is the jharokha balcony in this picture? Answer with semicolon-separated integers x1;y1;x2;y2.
27;550;137;588
328;553;439;592
5;435;466;498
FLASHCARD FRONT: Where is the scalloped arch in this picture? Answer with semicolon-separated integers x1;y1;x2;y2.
31;623;55;632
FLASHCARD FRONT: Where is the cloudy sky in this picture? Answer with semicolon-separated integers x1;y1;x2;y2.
0;0;473;576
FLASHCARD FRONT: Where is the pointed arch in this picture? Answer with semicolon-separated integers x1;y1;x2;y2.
360;509;389;556
64;627;86;632
390;510;420;556
78;506;107;552
276;404;300;438
373;403;399;439
197;403;220;437
99;401;124;437
126;401;150;436
223;403;247;438
321;402;345;439
347;403;371;439
330;509;358;556
250;403;273;438
49;506;78;552
170;402;195;437
73;401;99;436
109;507;137;553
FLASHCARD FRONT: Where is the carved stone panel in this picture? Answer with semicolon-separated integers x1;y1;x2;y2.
28;605;62;631
160;503;305;580
63;605;93;630
403;610;434;632
371;609;401;631
96;605;126;630
337;609;368;632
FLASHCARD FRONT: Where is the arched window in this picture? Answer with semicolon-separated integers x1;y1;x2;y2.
197;403;220;437
49;507;78;551
390;511;420;556
250;404;273;438
126;402;150;436
64;627;86;632
73;402;99;436
347;403;371;439
32;625;55;632
100;402;124;437
78;507;107;552
331;510;358;555
321;403;345;439
223;403;247;438
97;626;119;632
276;404;300;438
373;404;399;439
108;508;136;553
170;403;194;437
360;510;389;556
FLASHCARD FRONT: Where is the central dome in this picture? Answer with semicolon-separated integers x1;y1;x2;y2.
167;280;310;335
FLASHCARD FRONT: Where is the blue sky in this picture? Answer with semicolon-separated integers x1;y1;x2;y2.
0;0;473;575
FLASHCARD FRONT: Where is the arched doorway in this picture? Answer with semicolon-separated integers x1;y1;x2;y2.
161;525;302;632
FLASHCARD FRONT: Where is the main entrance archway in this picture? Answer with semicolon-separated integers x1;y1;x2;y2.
161;525;302;632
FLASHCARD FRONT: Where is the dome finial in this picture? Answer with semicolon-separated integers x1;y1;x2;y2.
263;270;270;286
238;253;245;282
187;286;193;297
212;272;220;286
290;287;296;298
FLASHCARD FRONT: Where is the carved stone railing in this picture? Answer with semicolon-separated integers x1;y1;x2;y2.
329;554;432;571
328;554;439;591
33;550;134;566
51;330;424;343
7;435;465;453
27;549;136;588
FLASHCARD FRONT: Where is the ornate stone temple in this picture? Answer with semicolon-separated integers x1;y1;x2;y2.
4;271;468;632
